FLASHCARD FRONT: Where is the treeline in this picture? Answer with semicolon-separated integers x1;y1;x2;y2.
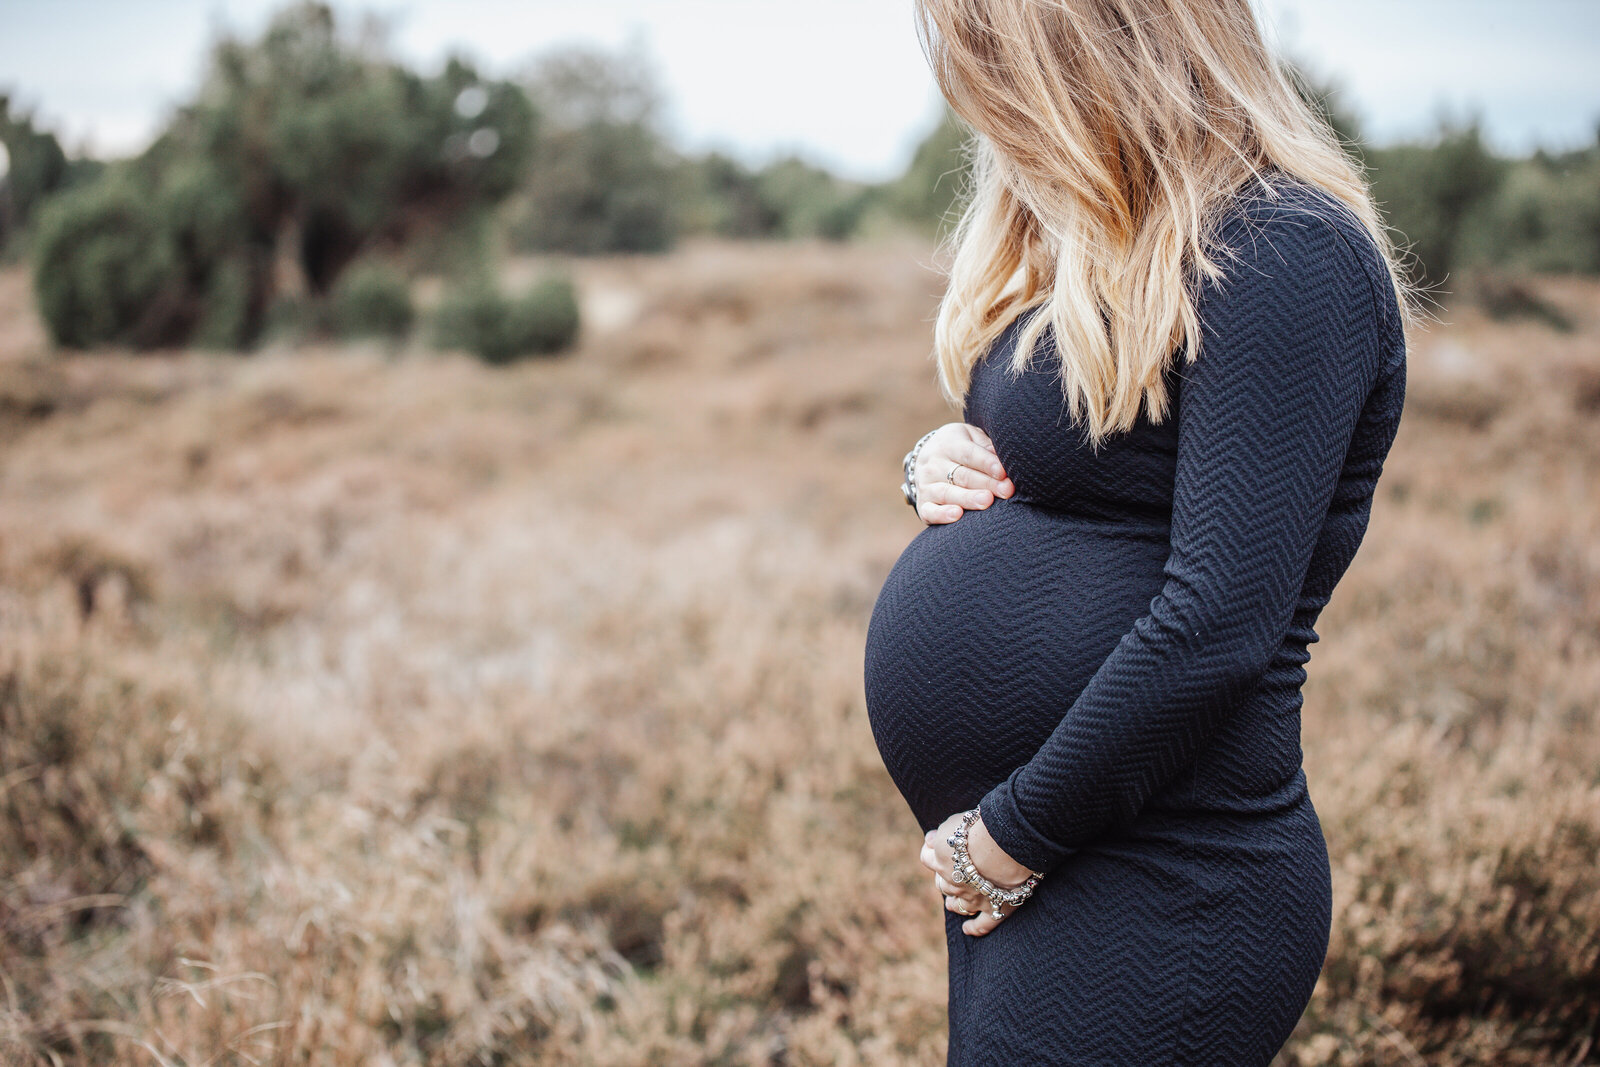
2;2;1596;355
0;3;896;358
1302;71;1600;294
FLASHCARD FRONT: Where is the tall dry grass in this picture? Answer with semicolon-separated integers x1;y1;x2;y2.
0;243;1595;1065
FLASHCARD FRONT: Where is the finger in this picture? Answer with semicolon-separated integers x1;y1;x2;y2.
944;894;981;917
919;479;995;513
920;842;941;874
935;874;986;911
919;439;1006;485
966;425;998;453
961;904;1013;938
955;440;1007;481
946;462;1008;497
917;499;963;525
940;460;1017;502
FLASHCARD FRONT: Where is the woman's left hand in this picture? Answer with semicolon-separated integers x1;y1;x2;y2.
920;810;1036;937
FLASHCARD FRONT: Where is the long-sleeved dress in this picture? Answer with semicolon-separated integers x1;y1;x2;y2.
862;172;1407;1065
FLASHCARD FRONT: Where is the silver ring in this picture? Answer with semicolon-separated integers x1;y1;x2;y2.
947;896;972;915
948;463;962;485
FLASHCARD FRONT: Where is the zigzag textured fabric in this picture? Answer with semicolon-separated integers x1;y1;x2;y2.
864;172;1407;1065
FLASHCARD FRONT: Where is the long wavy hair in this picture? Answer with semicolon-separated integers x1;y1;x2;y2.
914;0;1421;445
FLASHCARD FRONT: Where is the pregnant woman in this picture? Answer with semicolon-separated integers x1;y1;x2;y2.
862;1;1417;1063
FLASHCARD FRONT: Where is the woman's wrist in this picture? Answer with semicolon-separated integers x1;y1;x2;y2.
967;812;1037;889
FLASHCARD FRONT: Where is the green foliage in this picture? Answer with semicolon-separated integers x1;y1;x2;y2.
0;94;71;254
155;157;264;348
31;178;186;348
1367;120;1510;287
880;109;973;236
1458;146;1600;275
511;120;676;253
331;260;415;341
194;255;259;350
167;3;535;294
513;275;582;355
752;157;869;241
31;1;533;352
676;152;780;238
676;152;870;241
509;46;679;255
432;275;579;364
31;155;267;351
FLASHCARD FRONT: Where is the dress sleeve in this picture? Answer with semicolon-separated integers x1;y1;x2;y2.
976;206;1386;876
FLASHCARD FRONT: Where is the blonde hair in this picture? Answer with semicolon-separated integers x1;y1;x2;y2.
913;0;1421;445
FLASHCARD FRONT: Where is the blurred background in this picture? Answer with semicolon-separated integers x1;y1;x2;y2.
0;2;1596;1064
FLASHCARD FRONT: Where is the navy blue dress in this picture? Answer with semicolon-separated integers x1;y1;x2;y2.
863;174;1406;1065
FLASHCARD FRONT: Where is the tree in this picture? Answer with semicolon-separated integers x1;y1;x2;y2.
162;3;534;294
0;95;71;254
508;45;680;254
882;108;973;236
1366;117;1508;287
33;1;534;349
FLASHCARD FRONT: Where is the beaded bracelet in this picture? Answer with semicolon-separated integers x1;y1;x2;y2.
900;427;940;509
947;807;1044;921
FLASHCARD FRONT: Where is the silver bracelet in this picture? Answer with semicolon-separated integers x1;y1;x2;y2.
947;807;1044;920
900;427;940;509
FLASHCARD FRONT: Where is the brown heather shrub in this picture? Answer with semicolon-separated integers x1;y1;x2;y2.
0;244;1595;1064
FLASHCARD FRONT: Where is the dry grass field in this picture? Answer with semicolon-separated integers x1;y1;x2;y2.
0;239;1596;1066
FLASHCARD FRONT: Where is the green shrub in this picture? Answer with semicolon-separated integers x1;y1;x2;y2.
332;260;415;341
1366;121;1508;287
259;294;318;346
31;160;265;351
0;94;70;255
509;120;679;254
677;152;782;238
193;255;257;350
879;109;973;237
508;46;681;255
432;281;503;360
507;275;581;356
432;275;580;364
816;191;870;242
29;3;534;352
31;178;187;348
1461;155;1600;275
752;156;868;240
180;6;535;295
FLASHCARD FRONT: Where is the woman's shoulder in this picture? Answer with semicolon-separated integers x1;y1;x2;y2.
1225;166;1363;229
1203;169;1394;336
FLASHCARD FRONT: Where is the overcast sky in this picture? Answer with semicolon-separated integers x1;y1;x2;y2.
2;0;1596;182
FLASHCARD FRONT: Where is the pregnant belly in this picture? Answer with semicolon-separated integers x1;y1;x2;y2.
863;498;1170;828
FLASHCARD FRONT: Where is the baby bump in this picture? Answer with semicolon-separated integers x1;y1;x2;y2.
863;498;1171;826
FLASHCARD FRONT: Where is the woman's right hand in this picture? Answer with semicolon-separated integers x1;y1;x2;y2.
913;423;1015;525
